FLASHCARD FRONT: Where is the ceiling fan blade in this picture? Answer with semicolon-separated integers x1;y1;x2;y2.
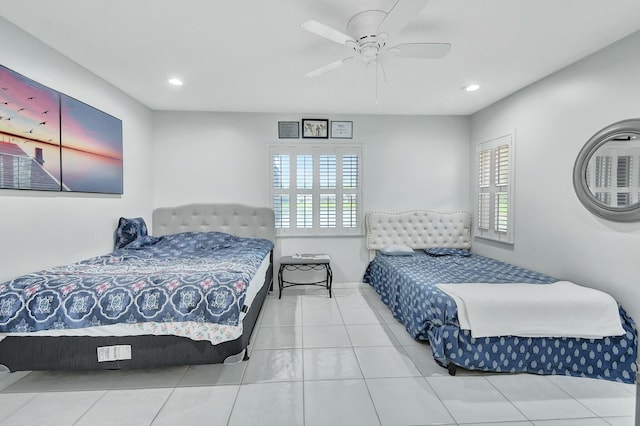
388;43;451;59
301;20;356;46
306;57;355;78
377;0;429;36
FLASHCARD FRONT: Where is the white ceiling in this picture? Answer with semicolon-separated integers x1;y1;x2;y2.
2;0;640;115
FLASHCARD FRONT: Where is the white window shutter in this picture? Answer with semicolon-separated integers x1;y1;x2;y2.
475;133;514;244
270;144;363;236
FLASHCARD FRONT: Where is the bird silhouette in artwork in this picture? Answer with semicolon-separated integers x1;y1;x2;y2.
39;121;47;126
42;110;49;114
27;96;36;100
1;87;8;90
25;129;34;134
2;101;9;105
17;107;25;112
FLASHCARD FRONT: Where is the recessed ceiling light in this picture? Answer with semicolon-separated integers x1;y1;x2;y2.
463;83;480;92
168;78;183;86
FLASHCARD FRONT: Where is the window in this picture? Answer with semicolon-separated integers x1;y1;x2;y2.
475;133;514;243
270;144;363;236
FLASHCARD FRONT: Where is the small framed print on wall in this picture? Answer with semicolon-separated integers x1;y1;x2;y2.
278;121;299;139
330;121;353;139
302;119;329;139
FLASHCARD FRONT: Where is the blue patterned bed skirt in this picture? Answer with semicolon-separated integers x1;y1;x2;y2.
0;232;274;334
363;252;638;383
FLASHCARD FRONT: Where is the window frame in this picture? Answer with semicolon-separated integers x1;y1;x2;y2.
269;143;364;237
474;132;515;244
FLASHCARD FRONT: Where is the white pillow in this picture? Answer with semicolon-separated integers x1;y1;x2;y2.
379;244;415;256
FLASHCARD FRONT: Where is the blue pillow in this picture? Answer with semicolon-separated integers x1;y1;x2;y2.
424;247;471;257
380;244;415;256
114;217;148;249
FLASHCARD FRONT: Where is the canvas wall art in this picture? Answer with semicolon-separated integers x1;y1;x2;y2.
0;65;123;194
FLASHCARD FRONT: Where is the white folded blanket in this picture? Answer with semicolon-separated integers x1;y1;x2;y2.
436;281;625;339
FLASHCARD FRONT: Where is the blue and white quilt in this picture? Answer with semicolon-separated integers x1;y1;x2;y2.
363;252;638;383
0;232;274;336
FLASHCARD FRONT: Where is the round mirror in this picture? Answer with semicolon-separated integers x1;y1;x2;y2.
573;118;640;222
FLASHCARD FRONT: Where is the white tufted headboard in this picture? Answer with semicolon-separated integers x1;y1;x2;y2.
366;210;472;259
152;204;276;243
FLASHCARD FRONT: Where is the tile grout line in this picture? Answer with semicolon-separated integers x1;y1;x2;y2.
224;382;243;426
71;389;110;426
147;387;177;425
226;306;265;425
543;374;603;419
333;291;383;426
421;376;459;425
483;374;538;423
0;388;40;424
146;366;190;425
300;297;306;426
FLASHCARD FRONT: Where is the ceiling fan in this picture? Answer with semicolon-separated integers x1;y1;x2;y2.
301;0;451;79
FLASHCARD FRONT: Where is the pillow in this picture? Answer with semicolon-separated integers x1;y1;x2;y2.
114;217;148;250
424;247;471;257
380;244;415;256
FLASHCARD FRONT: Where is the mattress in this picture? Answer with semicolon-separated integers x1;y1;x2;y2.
0;253;270;345
0;232;274;345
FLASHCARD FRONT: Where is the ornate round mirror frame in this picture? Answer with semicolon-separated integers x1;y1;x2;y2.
573;118;640;222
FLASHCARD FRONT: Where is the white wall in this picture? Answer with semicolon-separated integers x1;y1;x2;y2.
0;18;154;282
470;30;640;325
152;112;470;282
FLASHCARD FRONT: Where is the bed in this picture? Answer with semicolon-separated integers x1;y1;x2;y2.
0;203;275;371
363;210;638;384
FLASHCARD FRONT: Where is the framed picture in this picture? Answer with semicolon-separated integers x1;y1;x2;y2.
60;94;123;194
278;121;299;139
0;64;123;194
0;65;61;192
331;121;353;139
302;119;329;139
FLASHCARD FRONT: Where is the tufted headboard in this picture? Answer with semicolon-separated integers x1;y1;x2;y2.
152;204;276;243
366;210;472;259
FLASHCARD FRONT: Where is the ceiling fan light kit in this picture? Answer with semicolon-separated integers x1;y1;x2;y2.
301;0;453;101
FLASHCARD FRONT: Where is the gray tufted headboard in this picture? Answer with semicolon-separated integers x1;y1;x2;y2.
152;204;276;242
366;210;472;259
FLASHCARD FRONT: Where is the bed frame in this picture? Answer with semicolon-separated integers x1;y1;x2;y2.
365;210;638;382
0;203;275;371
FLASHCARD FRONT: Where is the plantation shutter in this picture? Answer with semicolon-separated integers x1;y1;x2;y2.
477;149;491;231
475;133;514;243
494;144;510;234
270;145;363;236
319;154;337;229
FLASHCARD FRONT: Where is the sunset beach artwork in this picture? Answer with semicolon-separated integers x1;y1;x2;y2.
0;65;122;194
61;94;123;194
0;65;62;191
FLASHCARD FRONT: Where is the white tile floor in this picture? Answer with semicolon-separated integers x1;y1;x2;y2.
0;282;636;426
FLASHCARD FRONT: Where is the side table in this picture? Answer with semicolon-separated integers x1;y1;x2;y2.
278;255;333;298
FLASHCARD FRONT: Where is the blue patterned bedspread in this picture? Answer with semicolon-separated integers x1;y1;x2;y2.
363;252;638;383
0;232;274;333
